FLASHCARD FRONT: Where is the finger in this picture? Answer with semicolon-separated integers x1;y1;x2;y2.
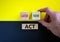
38;7;53;16
38;7;48;12
38;7;52;12
44;14;51;23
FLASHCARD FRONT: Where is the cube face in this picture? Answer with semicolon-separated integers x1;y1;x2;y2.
22;23;38;30
20;12;29;20
32;12;40;20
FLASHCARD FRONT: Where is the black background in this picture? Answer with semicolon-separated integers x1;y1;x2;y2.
0;21;60;42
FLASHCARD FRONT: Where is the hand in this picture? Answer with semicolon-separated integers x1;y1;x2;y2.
38;8;60;37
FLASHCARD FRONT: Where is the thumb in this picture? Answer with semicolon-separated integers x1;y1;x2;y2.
39;20;50;28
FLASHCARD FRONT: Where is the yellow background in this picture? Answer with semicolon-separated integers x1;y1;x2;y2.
0;0;60;21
